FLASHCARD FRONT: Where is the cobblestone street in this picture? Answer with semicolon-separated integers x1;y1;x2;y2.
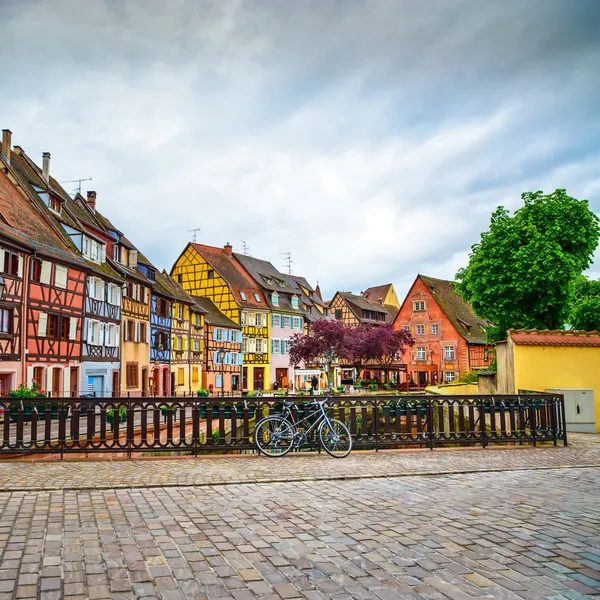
0;437;598;599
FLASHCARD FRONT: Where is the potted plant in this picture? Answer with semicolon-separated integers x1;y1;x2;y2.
106;405;127;424
161;404;177;419
197;388;209;397
9;383;46;421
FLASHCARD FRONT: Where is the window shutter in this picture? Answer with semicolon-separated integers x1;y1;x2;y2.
69;317;78;341
0;248;4;271
100;322;106;345
55;265;68;289
98;280;105;301
40;261;51;285
17;255;24;278
134;321;140;343
38;312;48;337
100;244;106;264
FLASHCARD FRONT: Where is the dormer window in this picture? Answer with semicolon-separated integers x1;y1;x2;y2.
50;196;62;214
82;236;105;264
208;270;214;279
291;296;299;309
240;291;247;301
254;293;261;303
271;292;279;306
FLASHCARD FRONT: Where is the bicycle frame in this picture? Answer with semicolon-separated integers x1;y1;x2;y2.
279;400;332;439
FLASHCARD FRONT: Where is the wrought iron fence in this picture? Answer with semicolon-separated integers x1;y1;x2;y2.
0;394;566;458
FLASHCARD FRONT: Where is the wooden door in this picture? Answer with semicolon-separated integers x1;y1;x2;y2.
112;371;120;397
253;367;264;391
276;368;287;388
52;368;62;397
70;367;79;397
242;367;248;390
141;368;148;396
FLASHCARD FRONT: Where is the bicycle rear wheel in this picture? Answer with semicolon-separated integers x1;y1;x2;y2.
318;418;352;458
254;416;295;457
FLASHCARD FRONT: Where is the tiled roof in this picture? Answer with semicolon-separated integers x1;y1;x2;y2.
234;254;305;314
418;275;489;344
362;284;393;304
510;329;600;347
285;274;329;311
191;244;267;309
192;296;240;328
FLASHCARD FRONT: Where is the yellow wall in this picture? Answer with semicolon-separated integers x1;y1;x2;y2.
383;286;400;309
513;344;600;432
425;383;479;395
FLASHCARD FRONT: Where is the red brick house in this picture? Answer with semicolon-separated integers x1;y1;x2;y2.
394;275;492;386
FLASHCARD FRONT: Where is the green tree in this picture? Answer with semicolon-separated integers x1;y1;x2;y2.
456;189;600;342
570;276;600;331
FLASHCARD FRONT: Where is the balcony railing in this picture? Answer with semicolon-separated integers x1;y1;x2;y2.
0;394;566;458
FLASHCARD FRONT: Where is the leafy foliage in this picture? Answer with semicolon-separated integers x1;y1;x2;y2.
569;276;600;331
456;189;600;342
459;370;479;384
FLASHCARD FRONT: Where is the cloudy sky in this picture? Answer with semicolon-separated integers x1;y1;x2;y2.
2;0;599;301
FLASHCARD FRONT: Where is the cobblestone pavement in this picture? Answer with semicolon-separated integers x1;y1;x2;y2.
0;434;598;491
0;467;598;599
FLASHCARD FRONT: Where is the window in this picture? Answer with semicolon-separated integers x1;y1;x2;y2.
177;336;183;350
126;363;139;388
271;292;279;306
282;316;291;328
291;296;299;309
335;309;343;320
125;320;134;342
431;324;439;335
107;283;120;305
417;347;426;360
50;196;62;213
208;270;214;279
271;339;280;354
194;314;201;327
33;367;44;387
416;325;425;336
255;338;262;353
30;258;42;282
283;340;290;354
242;337;248;353
215;328;224;342
445;372;456;382
54;265;68;289
254;293;261;303
177;274;182;283
271;314;280;327
413;301;425;312
240;312;247;326
2;251;19;276
61;317;70;340
240;291;247;301
0;308;13;334
292;317;301;329
403;325;410;332
113;245;121;263
139;323;147;344
193;339;200;352
444;346;455;360
192;367;199;385
178;368;185;386
178;304;183;320
255;313;264;327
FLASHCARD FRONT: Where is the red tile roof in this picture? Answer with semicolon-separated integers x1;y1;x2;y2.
510;329;600;347
191;243;267;309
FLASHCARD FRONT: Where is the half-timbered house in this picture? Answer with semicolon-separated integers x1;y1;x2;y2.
235;254;307;390
192;297;242;394
0;141;88;396
149;271;175;396
171;242;270;391
394;275;493;386
8;145;123;396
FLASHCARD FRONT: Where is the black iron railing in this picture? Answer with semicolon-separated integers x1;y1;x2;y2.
0;394;566;457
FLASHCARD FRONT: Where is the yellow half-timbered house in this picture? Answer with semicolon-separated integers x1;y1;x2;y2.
171;242;270;391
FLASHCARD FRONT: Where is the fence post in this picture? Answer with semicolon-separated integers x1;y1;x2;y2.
559;393;568;446
480;398;487;449
59;400;66;460
427;398;434;450
127;400;133;459
374;396;379;452
529;401;536;447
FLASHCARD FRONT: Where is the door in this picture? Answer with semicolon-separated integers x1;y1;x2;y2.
170;372;175;397
112;371;120;397
547;388;596;433
276;368;287;389
0;374;11;396
141;368;148;396
52;368;62;397
418;372;427;386
87;376;104;396
253;367;264;391
70;367;79;397
231;375;239;392
242;367;248;391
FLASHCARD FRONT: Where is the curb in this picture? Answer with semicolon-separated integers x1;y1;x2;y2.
4;463;599;493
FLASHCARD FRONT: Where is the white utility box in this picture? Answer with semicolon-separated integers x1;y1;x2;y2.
545;388;596;433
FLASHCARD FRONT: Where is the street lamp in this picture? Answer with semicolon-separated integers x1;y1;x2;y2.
217;346;226;398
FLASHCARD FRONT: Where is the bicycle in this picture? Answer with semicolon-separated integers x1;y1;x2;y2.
254;398;352;458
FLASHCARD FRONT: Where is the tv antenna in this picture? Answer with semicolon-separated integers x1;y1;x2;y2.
282;252;292;275
60;177;92;196
188;228;201;242
241;240;250;256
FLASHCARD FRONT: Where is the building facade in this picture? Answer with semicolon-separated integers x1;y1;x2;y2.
171;242;270;391
193;297;242;394
394;275;492;386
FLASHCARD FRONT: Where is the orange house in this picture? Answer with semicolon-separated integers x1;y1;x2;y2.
394;275;493;387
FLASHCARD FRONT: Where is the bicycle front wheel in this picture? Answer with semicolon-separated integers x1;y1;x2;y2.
254;416;295;457
318;418;352;458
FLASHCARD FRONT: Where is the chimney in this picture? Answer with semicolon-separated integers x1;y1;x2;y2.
1;129;11;164
86;190;97;212
42;152;51;183
224;242;233;256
